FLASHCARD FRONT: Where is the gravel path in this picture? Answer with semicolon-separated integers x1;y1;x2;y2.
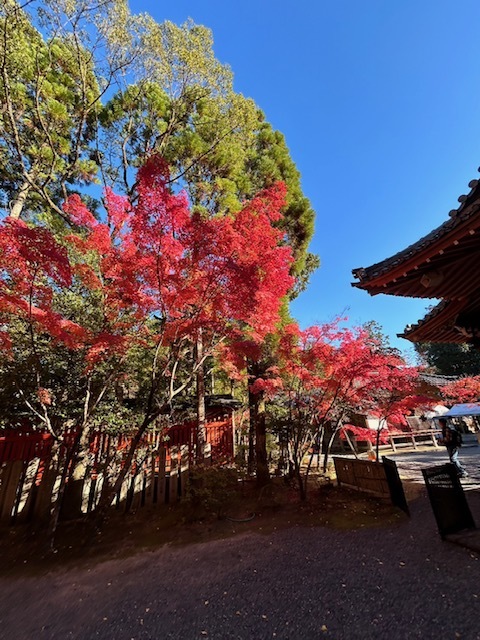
2;486;480;640
391;441;480;488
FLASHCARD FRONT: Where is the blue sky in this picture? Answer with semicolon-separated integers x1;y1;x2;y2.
130;0;480;359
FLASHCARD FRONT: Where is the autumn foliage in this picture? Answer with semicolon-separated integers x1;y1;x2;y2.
440;376;480;404
245;320;429;498
0;156;293;373
0;156;295;519
274;320;425;430
0;154;438;515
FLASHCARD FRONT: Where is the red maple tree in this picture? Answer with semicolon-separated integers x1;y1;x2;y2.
0;155;294;523
257;320;429;498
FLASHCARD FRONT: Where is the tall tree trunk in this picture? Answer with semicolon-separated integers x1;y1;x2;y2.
247;383;256;475
254;392;270;487
247;360;270;486
9;179;31;220
196;329;206;461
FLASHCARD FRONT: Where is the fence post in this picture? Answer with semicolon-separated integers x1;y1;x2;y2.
155;447;167;504
169;446;179;503
11;459;30;523
0;461;24;522
178;445;189;497
32;460;58;522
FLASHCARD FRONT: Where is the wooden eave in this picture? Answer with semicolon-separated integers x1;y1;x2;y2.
398;300;467;343
352;178;480;297
399;294;480;343
352;173;480;346
356;229;480;299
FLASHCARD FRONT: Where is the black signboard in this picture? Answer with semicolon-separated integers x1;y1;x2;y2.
422;464;476;539
382;456;410;516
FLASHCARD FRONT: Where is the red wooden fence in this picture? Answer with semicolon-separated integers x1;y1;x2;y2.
0;419;233;465
0;418;234;525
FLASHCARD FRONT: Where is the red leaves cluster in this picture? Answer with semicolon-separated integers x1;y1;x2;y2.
0;218;85;349
0;156;294;368
440;376;480;404
270;319;428;428
340;424;390;445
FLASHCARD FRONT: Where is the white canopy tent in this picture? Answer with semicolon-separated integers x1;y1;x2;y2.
424;405;449;420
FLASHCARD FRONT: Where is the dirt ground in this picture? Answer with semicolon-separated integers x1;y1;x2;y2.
3;461;480;640
2;476;480;640
0;476;407;579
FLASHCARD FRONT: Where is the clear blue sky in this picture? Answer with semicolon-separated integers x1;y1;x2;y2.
130;0;480;359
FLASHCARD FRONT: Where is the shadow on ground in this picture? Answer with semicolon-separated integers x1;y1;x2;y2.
0;479;406;578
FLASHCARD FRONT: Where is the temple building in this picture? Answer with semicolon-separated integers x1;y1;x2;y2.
352;173;480;347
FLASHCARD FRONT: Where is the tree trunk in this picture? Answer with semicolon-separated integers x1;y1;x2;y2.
303;447;317;499
295;463;306;500
375;427;383;462
254;392;270;487
247;360;270;485
60;426;91;519
344;429;359;459
247;384;256;476
195;330;206;461
288;437;306;500
9;179;31;220
323;428;338;473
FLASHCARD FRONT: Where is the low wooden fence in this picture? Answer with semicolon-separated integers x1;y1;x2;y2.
388;418;439;452
333;457;390;497
0;419;233;525
388;429;439;452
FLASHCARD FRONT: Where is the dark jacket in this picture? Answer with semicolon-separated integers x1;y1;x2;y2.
442;423;462;448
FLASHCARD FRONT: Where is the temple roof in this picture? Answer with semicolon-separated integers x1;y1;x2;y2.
352;175;480;299
352;172;480;344
399;299;470;343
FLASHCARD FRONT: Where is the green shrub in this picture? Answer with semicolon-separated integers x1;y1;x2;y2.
184;465;239;520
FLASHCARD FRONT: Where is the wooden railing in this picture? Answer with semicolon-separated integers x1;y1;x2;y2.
0;418;233;525
388;417;439;452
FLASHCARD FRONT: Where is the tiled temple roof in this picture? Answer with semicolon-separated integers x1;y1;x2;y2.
352;171;480;344
352;175;480;287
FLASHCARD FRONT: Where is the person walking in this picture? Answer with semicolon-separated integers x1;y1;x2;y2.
438;417;468;478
